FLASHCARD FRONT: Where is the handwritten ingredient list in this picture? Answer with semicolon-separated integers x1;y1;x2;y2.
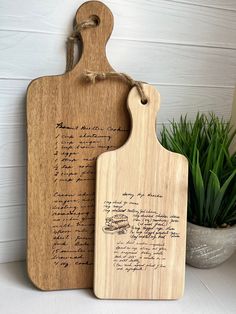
51;122;128;268
103;192;181;272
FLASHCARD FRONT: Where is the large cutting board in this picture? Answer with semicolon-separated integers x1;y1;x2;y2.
95;84;188;299
27;1;130;290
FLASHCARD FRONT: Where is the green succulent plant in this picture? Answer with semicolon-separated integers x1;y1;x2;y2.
160;113;236;228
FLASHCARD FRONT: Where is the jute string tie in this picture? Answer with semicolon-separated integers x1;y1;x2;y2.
83;70;148;104
66;19;148;103
66;18;97;72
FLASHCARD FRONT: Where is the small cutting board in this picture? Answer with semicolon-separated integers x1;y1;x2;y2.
95;84;188;299
27;1;130;290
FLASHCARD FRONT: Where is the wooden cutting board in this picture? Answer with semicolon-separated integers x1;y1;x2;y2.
27;1;130;290
94;84;188;299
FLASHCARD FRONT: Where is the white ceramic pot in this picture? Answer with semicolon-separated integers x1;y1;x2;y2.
186;222;236;268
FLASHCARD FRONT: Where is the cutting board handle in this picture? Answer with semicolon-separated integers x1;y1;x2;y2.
127;84;161;146
73;1;114;72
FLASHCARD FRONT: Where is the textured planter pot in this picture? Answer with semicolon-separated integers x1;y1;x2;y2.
186;222;236;269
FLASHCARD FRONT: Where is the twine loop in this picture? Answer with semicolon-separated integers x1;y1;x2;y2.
83;70;148;104
66;18;148;103
66;18;97;72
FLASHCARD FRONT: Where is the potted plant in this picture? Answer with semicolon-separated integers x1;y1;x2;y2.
161;113;236;268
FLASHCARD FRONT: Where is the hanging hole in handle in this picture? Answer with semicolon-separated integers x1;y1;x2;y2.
141;98;148;105
89;15;100;26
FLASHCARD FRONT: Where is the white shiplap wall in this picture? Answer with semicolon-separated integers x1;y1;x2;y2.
0;0;235;263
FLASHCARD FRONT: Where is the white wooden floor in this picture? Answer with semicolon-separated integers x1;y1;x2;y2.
0;255;235;314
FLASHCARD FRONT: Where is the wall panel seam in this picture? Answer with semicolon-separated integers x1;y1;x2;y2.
165;0;236;12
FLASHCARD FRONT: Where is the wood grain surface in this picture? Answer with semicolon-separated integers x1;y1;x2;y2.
1;256;236;314
27;1;131;290
95;84;188;299
1;0;235;265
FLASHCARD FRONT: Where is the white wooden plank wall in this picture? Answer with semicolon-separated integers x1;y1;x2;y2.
0;0;235;263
